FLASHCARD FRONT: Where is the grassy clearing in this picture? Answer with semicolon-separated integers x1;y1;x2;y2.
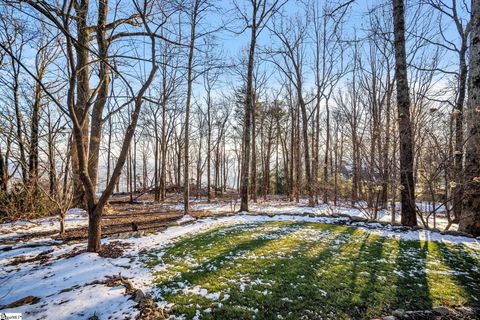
141;221;480;319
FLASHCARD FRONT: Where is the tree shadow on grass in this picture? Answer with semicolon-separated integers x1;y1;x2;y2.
144;222;290;274
436;243;480;307
314;232;392;319
356;236;389;316
153;222;306;308
151;223;455;319
211;225;394;319
160;223;357;319
217;224;359;320
140;223;257;267
394;239;432;311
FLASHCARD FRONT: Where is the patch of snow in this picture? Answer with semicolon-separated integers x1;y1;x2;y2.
177;215;195;225
183;285;221;300
0;208;88;241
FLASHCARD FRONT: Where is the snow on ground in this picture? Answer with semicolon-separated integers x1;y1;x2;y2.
0;199;454;244
0;208;88;241
0;213;478;319
0;218;240;319
189;199;454;230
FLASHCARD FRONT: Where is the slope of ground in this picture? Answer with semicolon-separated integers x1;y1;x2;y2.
0;214;479;319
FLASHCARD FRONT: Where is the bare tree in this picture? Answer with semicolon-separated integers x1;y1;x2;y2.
393;0;417;226
425;0;472;222
237;0;286;212
269;11;315;206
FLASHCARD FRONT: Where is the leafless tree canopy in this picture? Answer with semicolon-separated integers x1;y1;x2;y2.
1;0;479;253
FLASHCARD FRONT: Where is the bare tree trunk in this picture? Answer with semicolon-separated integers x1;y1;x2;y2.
196;129;203;199
47;113;58;195
323;99;330;204
88;0;110;194
215;141;220;196
133;136;137;194
154;117;160;201
240;23;256;212
160;101;167;201
381;82;393;208
275;116;280;195
251;102;258;203
289;99;295;201
298;95;314;207
183;0;199;215
265;119;273;199
393;0;417;226
351;122;359;205
12;61;27;184
142;146;148;191
452;44;468;222
176;137;181;189
106;116;112;187
128;146;133;203
71;0;91;208
333;120;340;206
207;98;212;202
295;106;301;203
458;0;480;236
29;67;45;183
0;149;6;191
223;136;228;192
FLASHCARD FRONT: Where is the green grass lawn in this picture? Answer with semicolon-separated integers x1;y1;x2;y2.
141;221;480;319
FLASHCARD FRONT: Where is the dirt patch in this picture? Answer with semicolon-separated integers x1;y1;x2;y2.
7;249;53;266
98;241;131;258
51;212;183;243
0;295;40;309
57;246;86;259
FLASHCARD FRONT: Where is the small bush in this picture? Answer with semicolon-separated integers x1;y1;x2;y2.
0;183;55;222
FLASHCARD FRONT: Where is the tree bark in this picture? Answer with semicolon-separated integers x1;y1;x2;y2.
0;149;7;191
251;100;258;202
160;100;167;201
297;94;314;207
207;94;212;202
88;0;110;194
393;0;417;227
458;0;480;236
71;0;91;208
240;20;257;212
183;9;196;214
452;43;468;222
29;66;45;183
12;60;27;184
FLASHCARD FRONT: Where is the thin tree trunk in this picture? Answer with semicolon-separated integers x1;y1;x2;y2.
207;99;212;202
452;44;468;222
29;68;44;183
240;22;257;212
323;99;330;204
160;101;167;201
183;1;198;215
12;63;27;184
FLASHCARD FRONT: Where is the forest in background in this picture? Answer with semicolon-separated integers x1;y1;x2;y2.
0;0;479;253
